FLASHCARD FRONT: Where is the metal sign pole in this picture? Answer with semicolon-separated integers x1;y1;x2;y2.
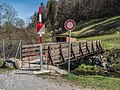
68;30;71;74
40;34;43;71
65;19;76;74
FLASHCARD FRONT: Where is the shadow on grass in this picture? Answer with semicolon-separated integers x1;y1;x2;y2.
74;16;120;38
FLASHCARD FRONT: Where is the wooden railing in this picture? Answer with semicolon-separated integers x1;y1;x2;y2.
22;40;103;65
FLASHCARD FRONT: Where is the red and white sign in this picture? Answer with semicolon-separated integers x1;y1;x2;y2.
64;19;76;31
36;22;45;34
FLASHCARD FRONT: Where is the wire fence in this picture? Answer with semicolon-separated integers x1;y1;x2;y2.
0;39;21;61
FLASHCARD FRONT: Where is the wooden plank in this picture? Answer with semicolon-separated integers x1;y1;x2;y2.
52;56;61;61
22;44;50;49
88;47;93;53
22;47;39;53
22;44;40;48
62;48;68;51
51;49;60;53
93;46;97;51
81;47;86;49
50;44;60;49
43;45;49;50
74;51;79;54
63;54;68;58
61;44;68;48
22;51;40;57
51;53;60;57
53;60;62;64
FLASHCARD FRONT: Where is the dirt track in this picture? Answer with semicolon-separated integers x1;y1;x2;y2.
0;70;86;90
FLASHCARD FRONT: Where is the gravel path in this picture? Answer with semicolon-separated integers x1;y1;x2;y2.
0;70;85;90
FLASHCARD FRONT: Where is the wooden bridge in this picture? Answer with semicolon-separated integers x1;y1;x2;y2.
21;40;103;67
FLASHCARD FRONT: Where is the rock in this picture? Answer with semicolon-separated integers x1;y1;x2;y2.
2;58;22;69
90;56;102;66
2;60;15;69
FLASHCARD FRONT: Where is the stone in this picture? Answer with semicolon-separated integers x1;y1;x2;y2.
33;70;51;75
2;60;15;69
2;58;22;69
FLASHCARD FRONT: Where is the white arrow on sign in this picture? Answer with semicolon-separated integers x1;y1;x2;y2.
37;24;45;34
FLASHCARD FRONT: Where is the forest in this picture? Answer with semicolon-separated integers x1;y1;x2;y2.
0;0;120;44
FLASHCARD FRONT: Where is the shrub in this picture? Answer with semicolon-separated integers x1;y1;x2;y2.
73;64;103;75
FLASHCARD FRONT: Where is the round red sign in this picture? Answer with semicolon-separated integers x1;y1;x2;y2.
64;19;76;31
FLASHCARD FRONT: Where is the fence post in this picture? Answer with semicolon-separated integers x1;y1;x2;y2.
48;46;54;65
91;41;95;52
3;39;5;62
79;42;84;56
60;44;65;62
71;43;75;58
15;41;21;58
20;40;22;61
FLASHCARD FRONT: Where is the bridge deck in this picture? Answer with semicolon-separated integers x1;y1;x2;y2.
21;41;103;66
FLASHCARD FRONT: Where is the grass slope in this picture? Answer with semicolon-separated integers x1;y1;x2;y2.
64;74;120;90
80;33;120;49
63;16;120;49
63;16;120;38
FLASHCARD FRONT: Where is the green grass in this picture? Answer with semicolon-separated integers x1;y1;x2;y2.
0;68;15;74
79;33;120;49
64;74;120;90
0;60;3;66
0;60;15;74
63;16;120;38
62;16;120;49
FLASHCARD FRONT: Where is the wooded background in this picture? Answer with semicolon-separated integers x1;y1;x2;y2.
0;0;120;44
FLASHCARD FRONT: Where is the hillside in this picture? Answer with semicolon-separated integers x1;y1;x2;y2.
63;16;120;49
63;16;120;37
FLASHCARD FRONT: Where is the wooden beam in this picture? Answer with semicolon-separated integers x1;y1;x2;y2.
48;46;54;65
60;44;65;62
71;43;75;58
86;42;90;54
79;42;84;56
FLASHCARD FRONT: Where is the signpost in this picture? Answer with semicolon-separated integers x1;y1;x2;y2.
64;19;76;74
36;6;45;71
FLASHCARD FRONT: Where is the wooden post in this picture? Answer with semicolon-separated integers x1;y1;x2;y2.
91;41;95;52
28;56;30;68
48;46;54;65
20;40;22;61
71;43;75;58
15;41;21;58
96;40;99;51
20;40;23;67
98;40;103;51
86;42;90;54
3;39;5;62
79;42;84;56
60;44;65;62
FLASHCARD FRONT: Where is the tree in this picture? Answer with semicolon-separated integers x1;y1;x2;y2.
15;18;25;29
56;0;120;32
0;3;18;40
47;0;56;30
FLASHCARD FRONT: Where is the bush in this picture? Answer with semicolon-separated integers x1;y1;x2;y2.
73;64;104;75
109;63;120;72
0;60;3;66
